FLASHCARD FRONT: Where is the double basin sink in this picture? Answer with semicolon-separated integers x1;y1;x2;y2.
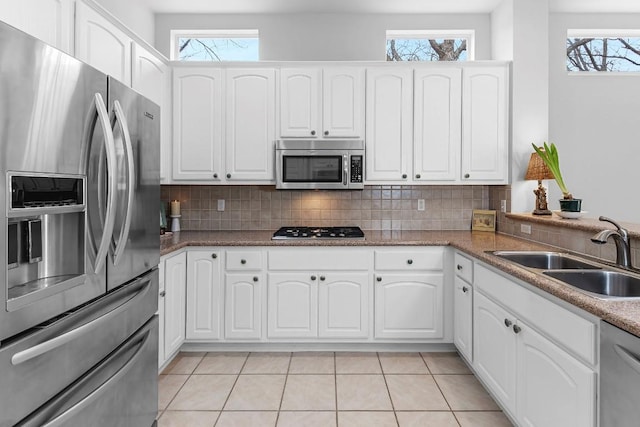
490;251;640;299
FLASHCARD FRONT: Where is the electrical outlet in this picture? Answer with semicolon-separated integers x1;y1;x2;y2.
417;199;425;211
500;200;507;213
521;224;532;234
217;199;225;212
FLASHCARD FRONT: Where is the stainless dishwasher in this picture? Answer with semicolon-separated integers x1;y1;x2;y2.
600;320;640;426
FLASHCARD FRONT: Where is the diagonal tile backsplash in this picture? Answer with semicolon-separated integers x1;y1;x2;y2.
161;185;491;231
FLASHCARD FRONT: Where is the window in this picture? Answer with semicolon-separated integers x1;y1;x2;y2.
567;30;640;72
171;30;259;61
386;30;474;62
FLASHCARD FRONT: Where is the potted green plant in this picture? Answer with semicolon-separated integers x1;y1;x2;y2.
531;142;581;212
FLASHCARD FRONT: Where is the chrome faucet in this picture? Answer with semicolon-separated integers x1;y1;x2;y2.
590;216;633;269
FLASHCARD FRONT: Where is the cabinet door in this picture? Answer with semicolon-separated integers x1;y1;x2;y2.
225;68;276;182
186;251;222;340
365;68;413;183
131;43;172;183
158;260;166;367
318;272;369;338
473;291;517;415
280;68;319;138
267;273;318;338
374;273;443;339
172;67;223;181
164;252;186;360
225;273;263;339
517;325;596;427
0;0;74;54
414;68;461;181
461;66;509;182
75;2;131;85
322;68;364;138
453;277;473;362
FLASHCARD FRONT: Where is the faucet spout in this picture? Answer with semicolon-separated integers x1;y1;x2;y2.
591;216;633;269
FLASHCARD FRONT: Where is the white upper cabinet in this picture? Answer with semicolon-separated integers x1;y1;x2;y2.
280;67;364;138
225;68;276;182
365;68;413;183
461;65;509;182
131;43;172;183
172;67;223;181
0;0;74;54
414;68;461;181
75;1;132;85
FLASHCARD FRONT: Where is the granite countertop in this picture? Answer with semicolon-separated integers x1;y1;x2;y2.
161;229;640;337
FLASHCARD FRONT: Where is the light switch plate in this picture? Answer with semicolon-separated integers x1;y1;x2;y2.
500;200;507;213
417;199;425;211
521;224;532;234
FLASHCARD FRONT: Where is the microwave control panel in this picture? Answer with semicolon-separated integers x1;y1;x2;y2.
350;155;363;183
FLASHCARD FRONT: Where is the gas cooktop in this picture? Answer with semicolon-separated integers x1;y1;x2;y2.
272;226;365;240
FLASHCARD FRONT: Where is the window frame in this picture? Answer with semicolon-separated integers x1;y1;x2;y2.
566;29;640;75
385;29;476;62
170;29;260;61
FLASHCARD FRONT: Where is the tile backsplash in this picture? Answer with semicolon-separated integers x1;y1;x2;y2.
161;185;492;231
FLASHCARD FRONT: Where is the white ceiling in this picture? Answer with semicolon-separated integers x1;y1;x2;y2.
144;0;640;14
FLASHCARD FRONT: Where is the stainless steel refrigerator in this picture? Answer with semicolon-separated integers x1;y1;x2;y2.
0;20;160;426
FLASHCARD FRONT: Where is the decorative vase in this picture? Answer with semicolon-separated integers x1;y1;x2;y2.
559;198;582;212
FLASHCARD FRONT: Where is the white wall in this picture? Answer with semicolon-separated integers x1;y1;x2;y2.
549;13;640;222
154;13;492;60
93;0;155;43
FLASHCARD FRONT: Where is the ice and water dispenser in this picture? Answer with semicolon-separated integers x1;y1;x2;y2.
7;175;85;309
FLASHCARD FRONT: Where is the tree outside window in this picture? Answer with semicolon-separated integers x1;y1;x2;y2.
566;36;640;72
171;30;259;61
386;30;474;62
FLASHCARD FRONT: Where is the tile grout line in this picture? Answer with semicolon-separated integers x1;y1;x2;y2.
274;352;294;426
334;352;338;427
159;353;206;416
377;352;400;427
213;352;250;427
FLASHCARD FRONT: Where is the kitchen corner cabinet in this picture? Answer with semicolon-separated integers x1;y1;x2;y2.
453;252;473;362
279;67;364;138
75;1;132;86
0;0;74;54
131;43;172;183
162;252;187;365
186;250;222;340
473;263;596;426
413;68;461;182
225;68;276;182
461;66;509;182
373;249;445;339
365;68;413;183
172;67;223;181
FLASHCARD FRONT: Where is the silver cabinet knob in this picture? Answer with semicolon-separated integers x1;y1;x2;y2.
311;130;316;136
415;174;421;179
159;291;166;297
402;174;407;179
376;277;382;282
253;276;258;282
320;275;326;281
457;264;463;270
213;173;218;178
324;130;329;136
462;286;469;293
504;319;513;327
311;275;317;281
407;259;413;265
241;259;246;265
227;173;231;179
464;173;470;178
513;325;522;334
211;253;217;259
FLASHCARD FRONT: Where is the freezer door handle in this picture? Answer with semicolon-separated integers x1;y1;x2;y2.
11;275;152;366
17;319;154;427
111;100;135;266
91;93;118;274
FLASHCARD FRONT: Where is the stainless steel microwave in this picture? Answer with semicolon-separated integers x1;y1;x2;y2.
275;140;364;190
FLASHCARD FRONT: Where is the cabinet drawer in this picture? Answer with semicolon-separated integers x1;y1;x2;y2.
454;252;473;283
476;264;597;365
226;250;263;270
374;248;443;271
268;249;370;271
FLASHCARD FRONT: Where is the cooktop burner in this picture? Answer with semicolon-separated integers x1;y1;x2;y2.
272;226;365;240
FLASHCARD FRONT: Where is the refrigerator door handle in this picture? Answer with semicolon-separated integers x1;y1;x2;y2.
17;320;154;427
11;275;152;366
111;100;135;266
92;93;118;274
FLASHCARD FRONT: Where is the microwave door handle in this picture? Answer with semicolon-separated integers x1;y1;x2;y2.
111;100;135;266
93;93;118;274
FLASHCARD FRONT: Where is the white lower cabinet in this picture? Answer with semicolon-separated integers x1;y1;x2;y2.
225;272;263;340
453;276;473;361
473;267;596;427
186;250;222;340
374;273;444;339
162;252;186;365
267;271;369;339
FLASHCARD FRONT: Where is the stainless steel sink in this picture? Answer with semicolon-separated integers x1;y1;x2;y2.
492;251;602;270
543;270;640;298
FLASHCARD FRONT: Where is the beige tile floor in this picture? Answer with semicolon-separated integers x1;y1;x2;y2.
158;351;513;427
